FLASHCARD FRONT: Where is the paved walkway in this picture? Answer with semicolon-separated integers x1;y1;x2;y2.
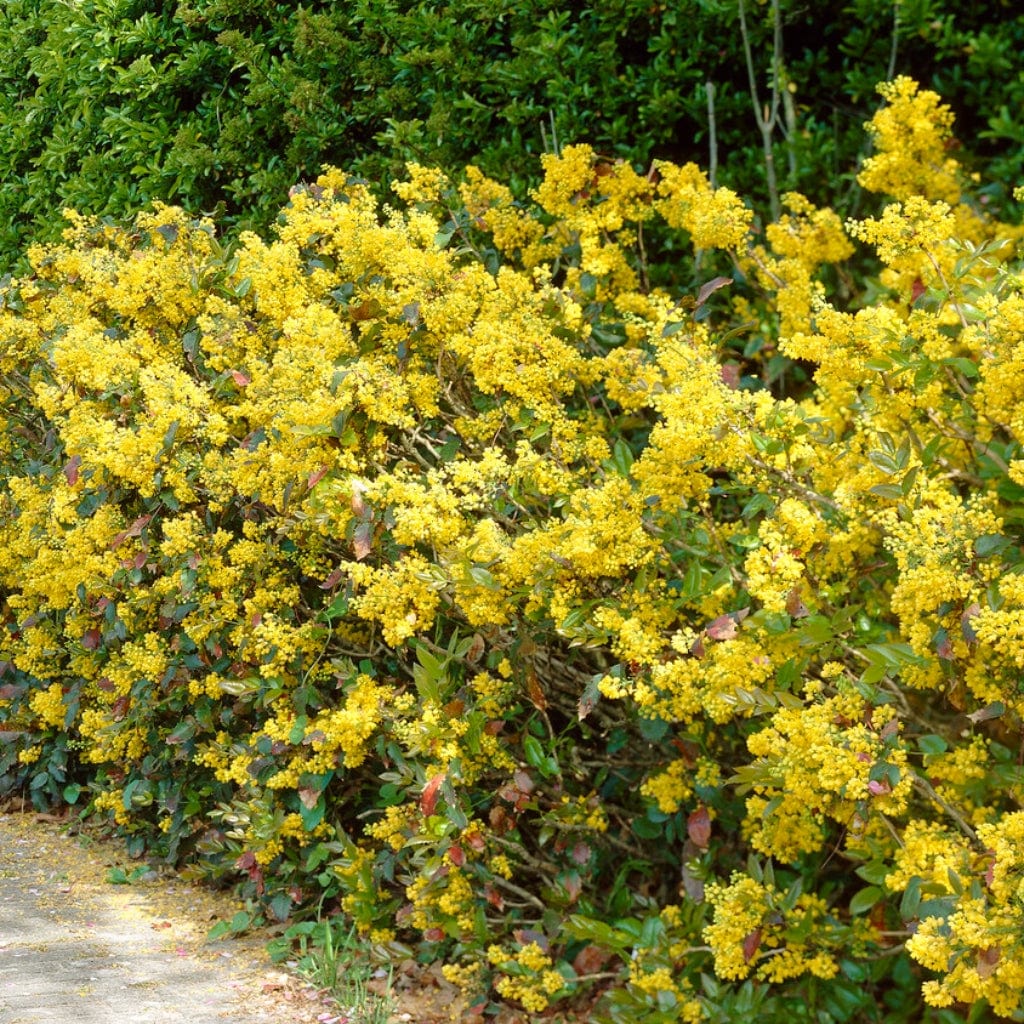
0;811;326;1024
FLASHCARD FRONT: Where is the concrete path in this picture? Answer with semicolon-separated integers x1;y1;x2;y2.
0;811;327;1024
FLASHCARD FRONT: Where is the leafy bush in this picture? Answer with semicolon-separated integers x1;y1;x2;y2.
1;0;1023;271
4;78;1024;1022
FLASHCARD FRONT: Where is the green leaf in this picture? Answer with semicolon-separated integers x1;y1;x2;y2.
632;817;663;839
917;734;948;756
864;356;893;372
289;715;308;745
973;534;1009;557
869;483;904;500
299;793;326;831
523;734;547;771
942;357;979;379
851;884;884;917
637;716;669;742
855;861;890;886
867;450;898;474
578;674;602;721
900;876;922;920
228;910;252;933
611;438;634;477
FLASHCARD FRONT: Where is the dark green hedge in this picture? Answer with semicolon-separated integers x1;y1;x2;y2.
0;0;1022;270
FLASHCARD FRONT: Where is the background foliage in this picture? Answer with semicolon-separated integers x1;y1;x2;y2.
0;0;1023;269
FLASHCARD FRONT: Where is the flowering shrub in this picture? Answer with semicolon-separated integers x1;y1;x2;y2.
4;78;1024;1021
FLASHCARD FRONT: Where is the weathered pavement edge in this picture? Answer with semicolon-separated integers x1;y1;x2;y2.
0;811;324;1024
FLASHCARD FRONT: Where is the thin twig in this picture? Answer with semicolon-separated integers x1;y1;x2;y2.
886;0;901;81
705;81;718;189
737;0;782;221
912;772;979;844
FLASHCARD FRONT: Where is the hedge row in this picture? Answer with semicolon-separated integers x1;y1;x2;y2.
0;0;1023;271
4;78;1024;1021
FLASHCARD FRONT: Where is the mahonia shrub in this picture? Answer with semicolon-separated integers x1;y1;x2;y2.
4;78;1024;1022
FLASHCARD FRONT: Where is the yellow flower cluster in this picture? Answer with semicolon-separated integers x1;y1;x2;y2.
7;72;1024;1020
704;874;840;983
858;77;961;204
744;692;912;861
487;942;565;1014
28;683;66;729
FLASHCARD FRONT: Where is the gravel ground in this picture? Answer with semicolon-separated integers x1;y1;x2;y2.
0;810;330;1024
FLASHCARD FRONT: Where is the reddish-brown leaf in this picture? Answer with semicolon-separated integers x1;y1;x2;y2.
879;717;899;742
111;513;154;550
967;701;1006;725
352;521;373;561
719;363;741;390
977;946;1001;979
350;487;368;518
488;804;512;834
82;628;102;651
706;607;749;641
962;602;981;644
742;928;762;963
64;454;82;486
688;806;712;849
421;772;446;817
465;633;486;664
696;276;733;308
320;567;343;590
559;869;582;903
230;370;250;387
572;944;610;977
297;787;319;810
526;667;547;711
447;845;466;867
514;929;549;951
785;586;809;619
706;614;739;641
444;698;465;719
307;465;328;489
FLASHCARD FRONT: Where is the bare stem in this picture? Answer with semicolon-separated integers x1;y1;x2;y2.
705;80;718;189
737;0;782;221
912;772;979;844
887;0;901;81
